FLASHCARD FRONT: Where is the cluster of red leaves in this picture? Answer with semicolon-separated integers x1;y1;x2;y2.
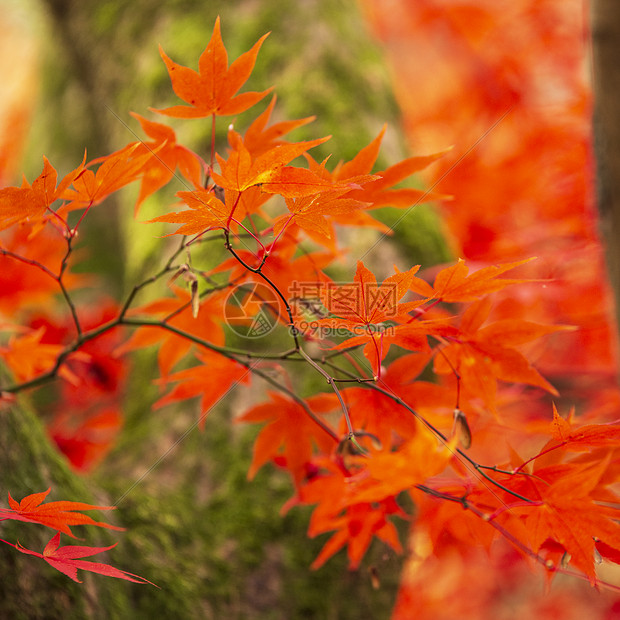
0;489;153;585
1;12;619;605
361;0;620;616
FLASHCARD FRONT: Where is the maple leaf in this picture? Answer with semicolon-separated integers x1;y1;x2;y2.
50;407;123;472
243;95;315;157
517;405;620;472
238;392;337;488
0;326;88;383
149;188;230;235
549;405;620;451
2;532;154;585
345;424;455;505
116;286;226;377
212;129;333;197
0;155;85;232
307;124;448;208
0;223;85;315
292;457;404;569
409;257;536;302
338;352;451;449
273;189;368;240
318;261;438;375
434;297;564;408
0;488;123;537
153;350;250;429
127;113;203;215
61;143;158;213
515;458;620;583
153;17;270;118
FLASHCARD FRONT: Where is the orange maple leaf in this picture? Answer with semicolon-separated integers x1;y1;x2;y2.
306;124;448;209
238;392;337;488
0;489;123;537
318;262;436;375
0;223;85;315
2;532;154;585
61;143;158;213
148;188;230;235
434;297;563;408
116;286;226;377
410;257;536;302
153;350;250;429
291;457;404;569
153;16;270;118
212;129;333;197
243;95;315;157
273;189;368;241
127;113;203;215
512;458;620;583
0;326;88;383
0;155;85;231
345;424;455;505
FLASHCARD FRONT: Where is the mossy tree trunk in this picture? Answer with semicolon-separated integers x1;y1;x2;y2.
591;0;620;345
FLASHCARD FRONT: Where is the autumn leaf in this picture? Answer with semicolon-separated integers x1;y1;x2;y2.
409;257;536;302
211;129;332;196
0;488;123;537
148;188;230;235
61;143;158;213
0;155;85;231
318;261;436;375
50;407;123;473
433;297;563;408
243;95;315;157
338;352;450;449
273;189;368;240
517;405;620;472
153;350;250;429
0;223;86;314
345;425;455;505
153;16;270;118
307;124;448;208
127;113;203;215
291;457;404;570
517;458;620;583
116;286;226;377
0;326;88;384
2;532;154;585
238;392;337;488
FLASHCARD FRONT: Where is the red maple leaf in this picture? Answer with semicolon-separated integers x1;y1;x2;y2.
2;532;154;585
0;488;123;537
434;297;566;409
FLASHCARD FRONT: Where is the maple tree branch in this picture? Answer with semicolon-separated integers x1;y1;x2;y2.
223;229;301;350
118;237;188;318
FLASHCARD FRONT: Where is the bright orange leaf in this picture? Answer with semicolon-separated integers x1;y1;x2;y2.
153;16;270;118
